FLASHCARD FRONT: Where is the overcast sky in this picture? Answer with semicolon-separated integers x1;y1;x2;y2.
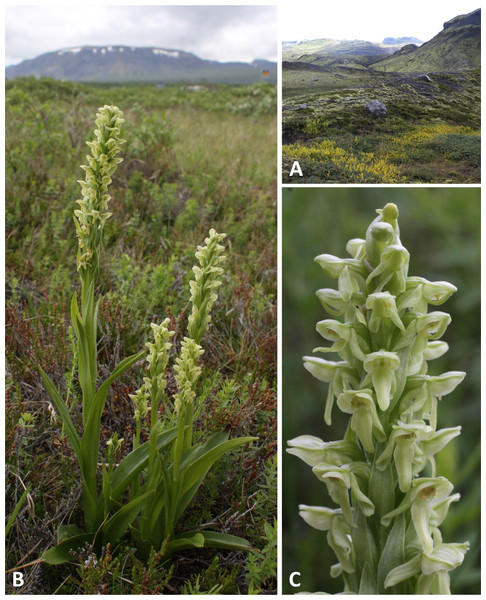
280;0;480;44
5;4;278;66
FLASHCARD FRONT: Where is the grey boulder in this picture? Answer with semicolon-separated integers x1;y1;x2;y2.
364;100;387;117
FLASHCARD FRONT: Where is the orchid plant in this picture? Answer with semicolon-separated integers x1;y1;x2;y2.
40;106;255;565
287;203;468;594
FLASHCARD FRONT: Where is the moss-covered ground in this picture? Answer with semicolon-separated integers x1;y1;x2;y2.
282;69;480;183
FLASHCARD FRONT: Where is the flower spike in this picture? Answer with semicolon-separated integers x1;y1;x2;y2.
288;203;467;593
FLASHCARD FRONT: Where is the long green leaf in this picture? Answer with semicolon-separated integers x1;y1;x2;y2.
110;427;177;501
38;367;81;458
180;436;256;496
101;491;155;546
180;431;228;470
5;486;31;537
175;530;251;552
57;524;83;542
80;350;146;502
174;432;231;522
42;532;96;565
165;533;205;555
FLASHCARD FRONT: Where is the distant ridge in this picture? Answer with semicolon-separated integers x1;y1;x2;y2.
282;9;480;73
5;45;277;84
372;8;480;72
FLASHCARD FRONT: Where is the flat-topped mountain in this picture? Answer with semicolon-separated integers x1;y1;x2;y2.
6;45;276;84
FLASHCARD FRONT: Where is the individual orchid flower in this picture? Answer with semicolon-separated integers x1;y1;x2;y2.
376;421;434;492
299;505;354;574
287;435;362;467
417;542;470;594
315;319;368;363
362;350;400;411
397;277;457;313
314;254;367;281
413;426;462;477
312;463;374;526
302;356;359;425
399;371;466;429
365;292;405;335
314;254;367;304
381;477;454;554
366;244;410;294
336;389;385;453
345;238;366;260
316;287;366;322
384;542;468;593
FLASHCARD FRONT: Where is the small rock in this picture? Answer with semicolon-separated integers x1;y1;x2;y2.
298;103;308;109
364;100;387;117
417;74;432;82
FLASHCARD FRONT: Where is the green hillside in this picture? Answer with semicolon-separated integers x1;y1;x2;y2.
373;9;480;72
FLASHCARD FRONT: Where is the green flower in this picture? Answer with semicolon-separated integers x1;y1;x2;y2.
302;356;359;425
316;288;365;321
366;244;410;294
381;477;454;554
312;463;374;525
417;542;469;594
363;350;400;411
287;436;362;467
385;542;468;593
375;421;434;492
399;371;465;428
299;505;354;573
315;320;368;362
336;389;385;453
397;277;457;313
366;292;405;334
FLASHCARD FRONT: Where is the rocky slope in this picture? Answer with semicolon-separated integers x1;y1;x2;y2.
371;8;480;72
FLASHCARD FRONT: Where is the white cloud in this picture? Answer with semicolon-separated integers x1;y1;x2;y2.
279;0;480;44
5;5;277;66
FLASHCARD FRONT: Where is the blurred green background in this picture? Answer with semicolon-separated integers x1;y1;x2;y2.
282;187;480;594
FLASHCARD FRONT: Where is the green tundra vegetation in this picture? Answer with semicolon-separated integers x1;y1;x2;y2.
282;69;480;184
282;188;480;595
6;77;277;594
